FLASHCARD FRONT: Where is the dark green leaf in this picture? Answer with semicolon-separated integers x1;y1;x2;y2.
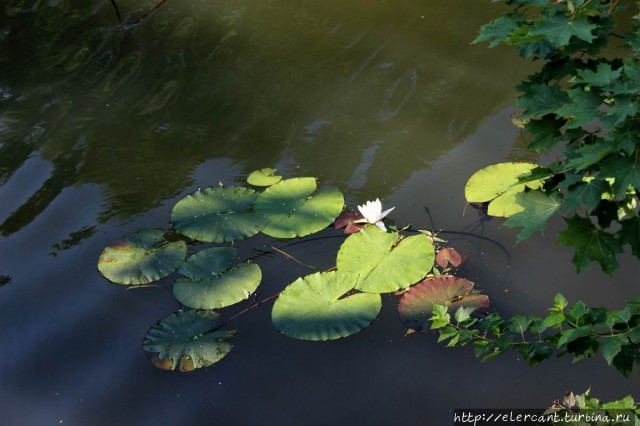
612;344;636;377
574;62;622;87
529;15;596;47
564;179;609;211
474;15;522;47
525;117;564;153
602;336;628;365
558;326;594;347
620;217;640;260
599;153;640;199
517;84;570;119
556;88;602;129
556;216;622;274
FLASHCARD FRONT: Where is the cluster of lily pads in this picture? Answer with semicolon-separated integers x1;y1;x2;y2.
98;168;489;372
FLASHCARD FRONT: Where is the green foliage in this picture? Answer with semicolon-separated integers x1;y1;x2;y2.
143;310;236;372
336;226;434;293
255;178;345;238
473;0;640;275
429;293;640;377
97;228;187;285
271;271;381;341
544;388;640;424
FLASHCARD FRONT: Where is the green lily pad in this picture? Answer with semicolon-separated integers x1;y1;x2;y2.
173;248;262;309
255;178;344;238
143;310;235;372
464;162;545;217
170;186;268;243
247;168;282;187
397;276;490;331
336;225;434;293
272;271;381;341
97;228;186;285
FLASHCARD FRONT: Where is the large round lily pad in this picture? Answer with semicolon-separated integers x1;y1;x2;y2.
143;310;235;372
173;248;262;309
97;228;186;285
255;177;344;238
272;271;381;341
170;186;268;243
247;168;282;187
398;276;490;331
336;225;434;293
464;162;544;217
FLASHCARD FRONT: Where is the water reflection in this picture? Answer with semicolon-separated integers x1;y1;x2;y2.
0;0;529;236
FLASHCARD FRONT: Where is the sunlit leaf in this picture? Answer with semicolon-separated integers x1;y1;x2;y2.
247;168;282;187
398;276;489;331
173;248;262;309
170;186;268;243
336;225;434;293
600;153;640;199
504;191;561;242
271;271;381;341
143;310;235;372
465;162;544;217
98;229;186;285
255;177;344;238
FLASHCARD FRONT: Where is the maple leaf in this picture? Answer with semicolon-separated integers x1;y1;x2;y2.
517;83;569;119
574;62;622;87
504;191;561;242
556;216;622;275
599;152;640;199
556;89;603;129
620;217;640;261
529;15;597;48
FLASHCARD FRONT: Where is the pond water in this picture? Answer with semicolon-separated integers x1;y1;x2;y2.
1;1;639;424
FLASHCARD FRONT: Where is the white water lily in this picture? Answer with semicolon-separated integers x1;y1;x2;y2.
354;198;395;231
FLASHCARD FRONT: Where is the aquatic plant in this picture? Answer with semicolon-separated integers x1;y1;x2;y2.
98;169;479;371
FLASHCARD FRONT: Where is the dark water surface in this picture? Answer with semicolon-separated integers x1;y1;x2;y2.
1;1;638;425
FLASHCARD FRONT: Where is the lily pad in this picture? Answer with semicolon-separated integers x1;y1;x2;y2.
97;228;186;285
464;162;545;217
272;271;381;341
435;247;463;269
170;186;268;243
255;177;344;238
247;168;282;187
143;310;235;372
173;248;262;309
336;225;434;293
398;276;490;331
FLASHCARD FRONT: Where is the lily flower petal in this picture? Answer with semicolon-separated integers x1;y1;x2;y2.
357;199;383;224
374;220;387;232
379;206;395;220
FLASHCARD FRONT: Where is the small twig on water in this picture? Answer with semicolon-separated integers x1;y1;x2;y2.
214;293;280;331
126;0;169;27
109;0;123;25
271;246;316;269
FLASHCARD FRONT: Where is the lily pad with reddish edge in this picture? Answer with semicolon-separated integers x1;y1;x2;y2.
398;276;489;331
435;247;463;268
98;228;186;285
143;310;235;372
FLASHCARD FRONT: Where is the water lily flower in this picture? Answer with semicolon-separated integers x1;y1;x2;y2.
354;198;395;231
